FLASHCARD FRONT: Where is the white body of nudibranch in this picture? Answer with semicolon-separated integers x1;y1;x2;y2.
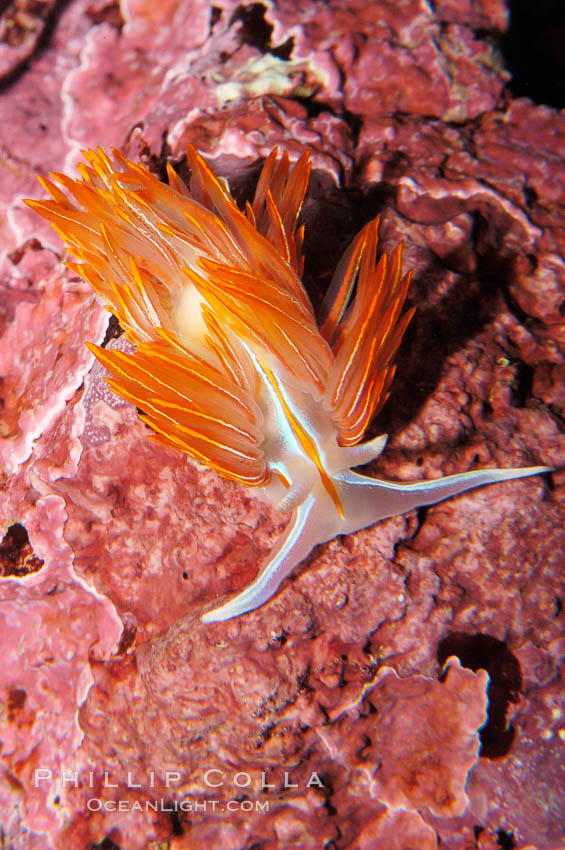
201;348;548;622
27;145;550;624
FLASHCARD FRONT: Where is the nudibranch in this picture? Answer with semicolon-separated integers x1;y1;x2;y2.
27;147;548;622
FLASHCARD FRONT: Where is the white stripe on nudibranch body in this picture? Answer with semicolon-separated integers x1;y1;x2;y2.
26;146;550;623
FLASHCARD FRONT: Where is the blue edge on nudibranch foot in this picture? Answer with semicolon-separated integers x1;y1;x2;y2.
201;462;550;622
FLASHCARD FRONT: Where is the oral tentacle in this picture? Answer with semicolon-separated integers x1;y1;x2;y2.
201;495;323;623
335;465;551;534
201;463;550;622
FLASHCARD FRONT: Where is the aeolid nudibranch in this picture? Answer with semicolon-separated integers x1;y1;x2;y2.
27;147;549;622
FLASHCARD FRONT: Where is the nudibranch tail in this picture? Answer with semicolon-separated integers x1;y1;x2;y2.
26;146;551;625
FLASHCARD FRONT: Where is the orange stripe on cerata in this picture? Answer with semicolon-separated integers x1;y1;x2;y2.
259;360;344;519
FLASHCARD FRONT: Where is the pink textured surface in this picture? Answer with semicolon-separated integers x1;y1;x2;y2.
0;0;57;78
0;0;563;848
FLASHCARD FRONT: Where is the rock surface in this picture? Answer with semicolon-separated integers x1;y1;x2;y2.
0;0;563;848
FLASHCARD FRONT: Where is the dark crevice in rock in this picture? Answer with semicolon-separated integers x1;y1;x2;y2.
496;826;517;849
501;0;565;109
100;313;124;348
438;632;523;759
0;0;73;94
90;838;121;850
0;523;44;577
230;3;294;60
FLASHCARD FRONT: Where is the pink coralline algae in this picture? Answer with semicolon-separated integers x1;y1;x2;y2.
0;0;57;79
0;0;564;849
